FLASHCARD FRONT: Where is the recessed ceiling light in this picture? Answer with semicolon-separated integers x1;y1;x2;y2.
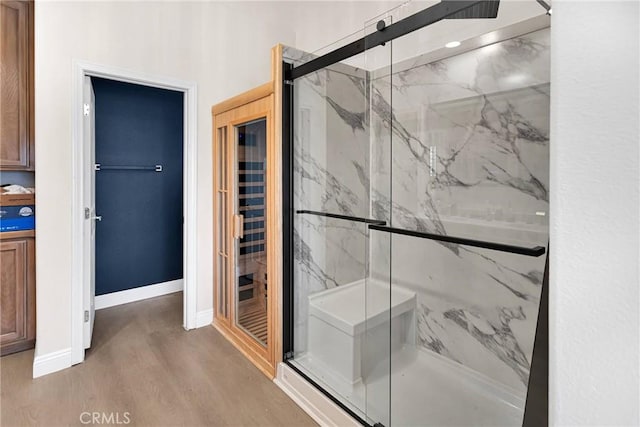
445;41;461;48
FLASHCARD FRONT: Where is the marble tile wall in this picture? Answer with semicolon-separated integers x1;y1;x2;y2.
368;28;550;395
286;25;550;397
285;47;371;354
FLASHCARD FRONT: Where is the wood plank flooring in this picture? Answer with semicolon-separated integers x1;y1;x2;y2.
0;292;316;427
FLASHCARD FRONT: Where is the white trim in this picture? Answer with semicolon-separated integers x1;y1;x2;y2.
274;363;360;427
95;280;183;310
33;348;73;378
183;77;198;332
70;60;198;367
195;308;214;328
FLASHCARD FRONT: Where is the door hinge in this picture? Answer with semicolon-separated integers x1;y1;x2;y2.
84;207;91;219
83;104;90;116
284;351;295;360
84;310;89;322
284;80;294;86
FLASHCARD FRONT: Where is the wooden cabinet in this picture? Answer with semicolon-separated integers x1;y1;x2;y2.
1;232;35;355
0;0;34;170
1;193;36;356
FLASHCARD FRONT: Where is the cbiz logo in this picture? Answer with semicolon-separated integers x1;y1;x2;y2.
80;412;131;425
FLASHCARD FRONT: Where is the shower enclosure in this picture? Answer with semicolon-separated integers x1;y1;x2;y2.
282;1;550;425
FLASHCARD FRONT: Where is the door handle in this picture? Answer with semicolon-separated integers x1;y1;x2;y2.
233;214;244;239
85;208;101;221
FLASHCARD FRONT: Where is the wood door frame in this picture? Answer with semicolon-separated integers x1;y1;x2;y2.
212;83;277;377
70;60;198;365
271;44;284;368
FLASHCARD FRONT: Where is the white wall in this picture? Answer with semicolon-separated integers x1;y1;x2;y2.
33;0;396;369
550;1;640;425
33;0;299;361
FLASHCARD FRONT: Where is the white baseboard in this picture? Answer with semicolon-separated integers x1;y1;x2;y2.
33;348;72;378
195;308;214;328
274;362;360;427
95;279;183;310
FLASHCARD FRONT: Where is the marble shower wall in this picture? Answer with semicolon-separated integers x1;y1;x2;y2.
285;25;550;396
369;28;551;395
284;47;371;354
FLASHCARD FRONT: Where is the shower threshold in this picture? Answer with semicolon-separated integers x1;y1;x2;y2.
291;346;526;426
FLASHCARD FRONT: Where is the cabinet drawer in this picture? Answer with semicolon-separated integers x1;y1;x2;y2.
0;236;35;355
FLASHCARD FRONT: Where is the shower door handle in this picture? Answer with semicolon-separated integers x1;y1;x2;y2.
233;214;244;239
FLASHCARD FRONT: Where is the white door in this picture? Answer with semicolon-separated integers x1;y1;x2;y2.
83;76;96;349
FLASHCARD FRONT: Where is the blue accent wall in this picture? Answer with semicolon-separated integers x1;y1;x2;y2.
92;77;183;296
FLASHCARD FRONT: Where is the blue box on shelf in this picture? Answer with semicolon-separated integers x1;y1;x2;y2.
0;204;35;232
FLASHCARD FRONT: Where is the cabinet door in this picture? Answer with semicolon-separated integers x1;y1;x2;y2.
0;239;27;347
0;1;32;169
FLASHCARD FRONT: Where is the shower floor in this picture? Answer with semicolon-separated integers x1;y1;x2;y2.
292;346;525;426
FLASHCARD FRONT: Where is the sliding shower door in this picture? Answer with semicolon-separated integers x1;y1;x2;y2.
285;1;550;425
286;19;393;422
373;3;550;426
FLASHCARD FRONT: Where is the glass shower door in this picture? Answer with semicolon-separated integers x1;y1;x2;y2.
286;1;550;425
287;20;393;423
377;2;551;425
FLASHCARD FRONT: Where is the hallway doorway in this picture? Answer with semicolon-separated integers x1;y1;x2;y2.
71;62;198;365
92;77;184;303
84;77;184;349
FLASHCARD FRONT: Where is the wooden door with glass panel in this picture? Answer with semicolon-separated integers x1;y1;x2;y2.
212;87;274;377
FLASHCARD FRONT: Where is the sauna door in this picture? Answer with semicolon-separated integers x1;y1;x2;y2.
213;87;275;377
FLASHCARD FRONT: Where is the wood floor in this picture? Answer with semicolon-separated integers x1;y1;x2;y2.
0;292;316;427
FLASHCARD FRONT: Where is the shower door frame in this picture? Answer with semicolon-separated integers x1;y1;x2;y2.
281;3;509;425
280;2;551;425
282;0;508;369
280;62;380;427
